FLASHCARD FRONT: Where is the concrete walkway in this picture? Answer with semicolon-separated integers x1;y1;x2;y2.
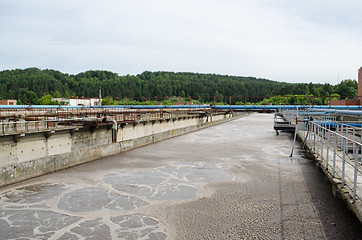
0;113;361;239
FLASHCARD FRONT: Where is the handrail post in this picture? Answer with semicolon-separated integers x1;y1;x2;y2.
317;126;320;158
333;132;336;177
321;126;324;163
342;135;346;188
313;123;316;152
353;145;359;202
326;129;330;169
336;124;339;147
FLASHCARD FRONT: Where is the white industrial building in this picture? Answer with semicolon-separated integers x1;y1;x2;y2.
52;98;102;106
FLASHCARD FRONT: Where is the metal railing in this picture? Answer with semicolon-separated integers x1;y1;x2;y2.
0;120;82;136
0;108;220;136
301;120;362;202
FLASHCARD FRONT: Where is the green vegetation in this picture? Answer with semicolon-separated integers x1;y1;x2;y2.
0;68;358;105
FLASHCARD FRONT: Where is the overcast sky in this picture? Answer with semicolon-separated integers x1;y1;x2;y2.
0;0;361;84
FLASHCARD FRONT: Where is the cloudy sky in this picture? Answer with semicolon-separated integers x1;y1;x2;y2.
0;0;361;84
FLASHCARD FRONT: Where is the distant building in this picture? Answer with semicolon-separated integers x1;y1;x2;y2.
329;99;360;106
358;67;362;104
0;99;17;105
52;98;102;106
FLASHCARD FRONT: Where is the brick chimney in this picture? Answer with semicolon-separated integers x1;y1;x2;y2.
359;67;362;105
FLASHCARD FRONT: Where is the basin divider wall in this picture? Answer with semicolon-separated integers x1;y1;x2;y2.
0;112;249;187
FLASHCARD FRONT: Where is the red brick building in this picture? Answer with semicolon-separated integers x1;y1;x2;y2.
358;67;362;104
0;100;17;105
329;99;360;105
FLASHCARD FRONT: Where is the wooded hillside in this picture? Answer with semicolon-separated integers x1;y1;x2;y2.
0;68;357;104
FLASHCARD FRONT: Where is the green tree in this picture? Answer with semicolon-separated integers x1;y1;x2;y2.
39;94;53;105
335;79;357;97
53;90;61;98
0;68;359;105
102;97;118;105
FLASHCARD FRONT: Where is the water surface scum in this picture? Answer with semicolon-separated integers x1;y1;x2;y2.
0;162;232;239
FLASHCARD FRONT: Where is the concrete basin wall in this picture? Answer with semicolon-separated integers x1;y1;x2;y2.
0;113;241;187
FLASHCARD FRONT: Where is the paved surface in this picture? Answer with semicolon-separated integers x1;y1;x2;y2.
0;113;361;239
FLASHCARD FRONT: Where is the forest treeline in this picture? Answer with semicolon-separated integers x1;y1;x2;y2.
0;68;358;105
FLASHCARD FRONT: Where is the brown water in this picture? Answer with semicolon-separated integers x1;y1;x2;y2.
0;113;361;239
